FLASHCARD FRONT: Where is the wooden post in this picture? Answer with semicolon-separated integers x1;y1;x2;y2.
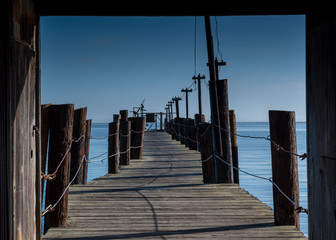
41;104;51;200
108;118;120;174
306;16;336;239
192;74;205;124
195;114;205;151
229;110;239;184
120;110;128;121
120;121;131;165
129;117;146;159
269;110;299;229
160;112;163;131
216;79;233;183
205;16;224;184
179;117;186;144
70;107;87;184
184;119;190;148
171;118;177;140
44;104;74;233
199;122;216;183
187;119;198;150
82;119;91;184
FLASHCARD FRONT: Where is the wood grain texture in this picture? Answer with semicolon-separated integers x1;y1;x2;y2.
306;18;336;239
43;132;306;239
269;111;299;229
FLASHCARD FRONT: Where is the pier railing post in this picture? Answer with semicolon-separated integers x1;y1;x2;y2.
216;79;233;184
44;104;74;232
70;107;87;184
129;116;146;159
82;119;91;184
195;114;205;152
269;110;300;229
187;119;197;150
179;117;185;144
229;110;239;184
119;110;130;165
108;116;120;174
199;122;216;183
184;118;190;148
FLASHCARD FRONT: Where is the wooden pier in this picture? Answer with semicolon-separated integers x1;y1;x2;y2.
43;132;306;240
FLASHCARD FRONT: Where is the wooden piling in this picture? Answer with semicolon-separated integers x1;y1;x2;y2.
120;121;131;165
120;110;128;121
199;122;216;183
229;110;239;184
70;107;87;184
160;112;163;131
108;119;120;174
195;114;205;151
184;119;190;148
171;118;178;140
216;79;233;184
82;119;91;184
179;117;185;144
269;110;299;229
44;104;74;233
187;119;198;150
129;117;146;159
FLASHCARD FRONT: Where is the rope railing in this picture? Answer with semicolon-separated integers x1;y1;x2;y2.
42;154;88;217
166;120;308;215
41;134;85;181
41;124;146;217
168;121;307;160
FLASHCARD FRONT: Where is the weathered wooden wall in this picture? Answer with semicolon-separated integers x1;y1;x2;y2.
0;0;39;239
306;17;336;239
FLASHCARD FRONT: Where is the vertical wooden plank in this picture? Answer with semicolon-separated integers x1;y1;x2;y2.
82;119;91;184
2;0;39;239
44;104;74;233
306;17;336;239
0;2;11;239
35;15;42;240
269;110;299;229
70;107;87;184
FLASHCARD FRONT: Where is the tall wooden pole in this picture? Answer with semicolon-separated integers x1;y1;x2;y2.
269;110;299;229
181;88;192;119
204;16;223;182
192;74;205;124
172;97;182;141
168;101;174;120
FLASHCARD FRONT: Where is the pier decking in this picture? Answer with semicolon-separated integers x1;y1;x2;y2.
43;132;306;240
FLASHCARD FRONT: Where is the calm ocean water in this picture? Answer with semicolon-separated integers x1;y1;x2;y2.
44;122;307;236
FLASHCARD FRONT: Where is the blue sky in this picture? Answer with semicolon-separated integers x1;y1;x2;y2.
41;15;305;122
